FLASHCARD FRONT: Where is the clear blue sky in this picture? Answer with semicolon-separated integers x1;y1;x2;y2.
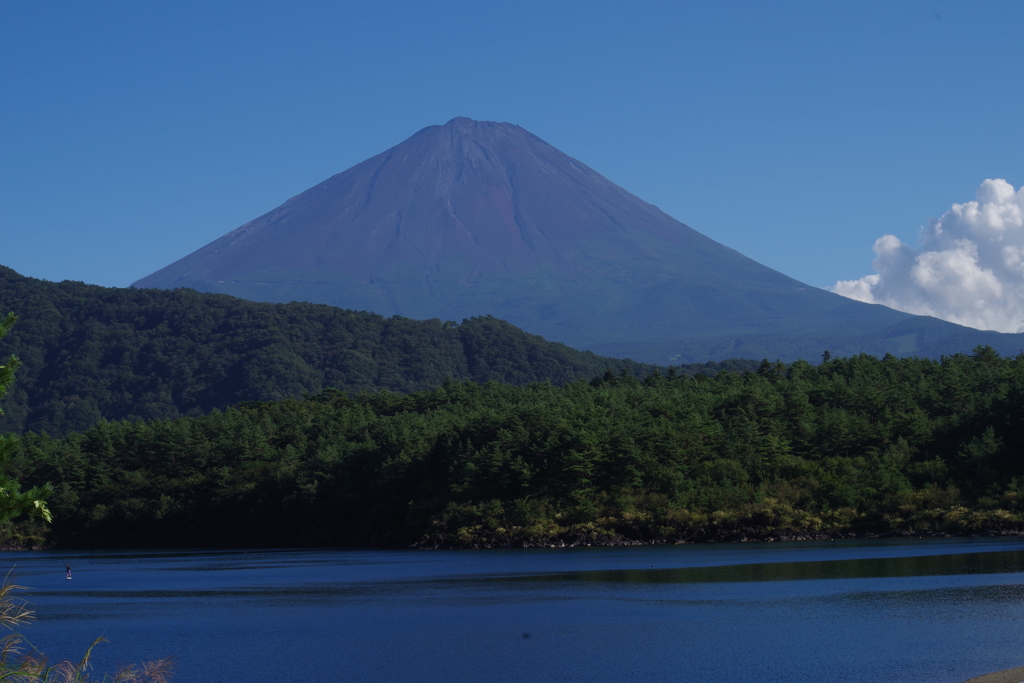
3;0;1022;291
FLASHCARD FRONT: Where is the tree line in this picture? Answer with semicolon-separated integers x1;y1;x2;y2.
1;265;708;437
5;347;1024;549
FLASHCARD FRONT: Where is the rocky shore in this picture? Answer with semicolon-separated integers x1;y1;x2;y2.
413;526;1024;550
961;665;1024;683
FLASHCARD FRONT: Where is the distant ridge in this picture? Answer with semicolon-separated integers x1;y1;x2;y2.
2;265;682;436
134;117;1024;362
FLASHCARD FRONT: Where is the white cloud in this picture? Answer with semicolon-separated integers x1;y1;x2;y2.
833;179;1024;333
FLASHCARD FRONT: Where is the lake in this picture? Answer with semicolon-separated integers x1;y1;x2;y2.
4;538;1024;682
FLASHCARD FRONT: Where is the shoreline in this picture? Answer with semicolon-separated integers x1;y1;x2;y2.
962;666;1024;683
5;527;1024;552
413;527;1024;550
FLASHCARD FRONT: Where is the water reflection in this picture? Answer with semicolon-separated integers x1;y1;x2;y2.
7;539;1024;683
511;549;1024;586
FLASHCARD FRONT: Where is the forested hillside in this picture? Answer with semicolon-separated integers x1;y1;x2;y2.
8;348;1024;549
0;265;711;436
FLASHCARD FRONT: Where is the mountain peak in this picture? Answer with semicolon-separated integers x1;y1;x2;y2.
434;116;528;143
132;118;939;362
442;116;512;129
137;116;683;289
443;116;477;127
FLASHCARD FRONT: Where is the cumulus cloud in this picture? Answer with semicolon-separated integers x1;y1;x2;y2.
833;179;1024;333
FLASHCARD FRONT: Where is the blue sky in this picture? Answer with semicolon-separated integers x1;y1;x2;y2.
3;1;1022;299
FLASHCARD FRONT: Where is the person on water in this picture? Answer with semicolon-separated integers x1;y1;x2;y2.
66;564;72;580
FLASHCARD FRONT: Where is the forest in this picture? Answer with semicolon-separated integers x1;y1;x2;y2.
0;265;701;437
5;347;1024;549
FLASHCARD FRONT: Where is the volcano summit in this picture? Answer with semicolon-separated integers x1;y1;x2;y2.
134;118;1024;362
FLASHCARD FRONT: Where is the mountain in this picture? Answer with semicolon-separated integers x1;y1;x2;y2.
134;117;1024;362
1;265;688;437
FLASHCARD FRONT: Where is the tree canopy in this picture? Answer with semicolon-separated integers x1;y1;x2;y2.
7;347;1024;549
0;312;51;530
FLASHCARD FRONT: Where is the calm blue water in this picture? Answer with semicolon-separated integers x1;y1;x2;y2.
5;538;1024;682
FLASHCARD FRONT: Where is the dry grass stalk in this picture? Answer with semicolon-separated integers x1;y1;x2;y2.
0;572;174;682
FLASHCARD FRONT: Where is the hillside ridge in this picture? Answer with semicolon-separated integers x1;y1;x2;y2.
3;264;750;436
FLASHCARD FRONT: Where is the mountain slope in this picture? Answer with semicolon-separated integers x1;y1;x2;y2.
1;265;679;437
133;117;1024;362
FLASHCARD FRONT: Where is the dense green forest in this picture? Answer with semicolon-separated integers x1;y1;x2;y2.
6;348;1024;549
2;265;739;437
